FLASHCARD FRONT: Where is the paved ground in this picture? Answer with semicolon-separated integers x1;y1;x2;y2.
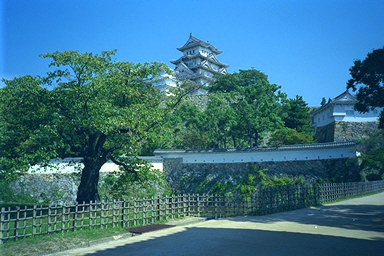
49;192;384;256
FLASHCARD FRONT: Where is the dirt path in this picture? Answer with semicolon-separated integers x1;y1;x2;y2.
48;192;384;256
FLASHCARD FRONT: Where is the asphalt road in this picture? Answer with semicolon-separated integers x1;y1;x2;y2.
50;192;384;256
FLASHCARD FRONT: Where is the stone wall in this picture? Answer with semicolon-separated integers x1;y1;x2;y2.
163;157;360;194
7;142;362;202
334;121;378;142
10;173;80;204
314;122;335;142
315;121;379;142
8;156;361;202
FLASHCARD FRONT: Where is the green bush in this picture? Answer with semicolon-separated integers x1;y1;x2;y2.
194;165;305;197
0;180;41;206
358;131;384;181
268;128;314;146
98;157;171;200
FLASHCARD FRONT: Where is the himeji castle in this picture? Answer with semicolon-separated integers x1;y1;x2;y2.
155;34;228;94
171;34;228;93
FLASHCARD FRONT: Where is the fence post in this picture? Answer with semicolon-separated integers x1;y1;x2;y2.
112;200;117;228
100;201;104;229
157;196;161;222
121;200;126;228
13;206;20;241
48;204;52;234
32;205;37;237
0;207;5;244
314;184;319;205
196;194;200;217
72;202;78;231
88;201;92;230
186;194;190;216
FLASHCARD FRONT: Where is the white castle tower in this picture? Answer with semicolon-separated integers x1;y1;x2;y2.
171;34;228;93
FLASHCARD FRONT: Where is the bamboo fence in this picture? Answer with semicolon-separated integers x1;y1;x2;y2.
1;180;384;243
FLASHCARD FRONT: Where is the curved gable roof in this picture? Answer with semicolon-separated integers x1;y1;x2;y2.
311;90;358;116
177;34;222;54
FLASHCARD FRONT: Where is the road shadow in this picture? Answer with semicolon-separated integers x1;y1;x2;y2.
86;226;384;256
227;204;384;233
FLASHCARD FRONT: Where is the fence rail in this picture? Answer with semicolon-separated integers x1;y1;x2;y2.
1;180;384;243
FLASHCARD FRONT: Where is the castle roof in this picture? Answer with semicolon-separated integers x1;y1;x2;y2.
189;63;226;75
332;90;357;104
174;61;194;74
177;34;222;54
312;90;357;115
170;52;229;68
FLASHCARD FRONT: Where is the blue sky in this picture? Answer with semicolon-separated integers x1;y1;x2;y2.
1;0;383;106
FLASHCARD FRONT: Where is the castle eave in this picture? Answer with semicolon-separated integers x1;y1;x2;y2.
177;34;223;54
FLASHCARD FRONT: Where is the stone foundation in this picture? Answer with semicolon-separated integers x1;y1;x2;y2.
163;157;360;194
315;121;379;142
334;121;378;142
10;173;80;204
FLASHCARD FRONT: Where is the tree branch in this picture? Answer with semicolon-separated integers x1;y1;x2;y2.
109;155;138;179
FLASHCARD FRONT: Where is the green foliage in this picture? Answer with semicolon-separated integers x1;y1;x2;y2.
98;157;171;199
280;95;313;134
358;131;384;181
0;50;186;202
171;103;212;149
321;97;327;106
194;166;305;197
211;69;285;147
236;166;304;195
165;69;312;149
269;128;314;146
235;167;266;196
178;69;285;148
0;180;41;205
347;47;384;127
0;76;63;181
1;226;127;256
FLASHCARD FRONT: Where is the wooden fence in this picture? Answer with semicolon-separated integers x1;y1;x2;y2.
318;180;384;202
1;180;384;243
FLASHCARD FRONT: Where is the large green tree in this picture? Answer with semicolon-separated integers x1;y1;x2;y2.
210;69;284;147
172;103;211;149
347;47;384;127
0;76;59;179
357;131;384;181
281;95;313;134
0;50;189;203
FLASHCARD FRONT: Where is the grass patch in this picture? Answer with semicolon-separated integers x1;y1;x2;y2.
0;226;128;256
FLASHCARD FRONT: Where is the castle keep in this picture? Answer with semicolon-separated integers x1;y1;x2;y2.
168;34;228;94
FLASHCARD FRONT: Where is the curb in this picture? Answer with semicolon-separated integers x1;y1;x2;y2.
45;217;208;256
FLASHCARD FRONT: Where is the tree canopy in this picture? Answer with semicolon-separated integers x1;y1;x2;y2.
0;50;188;203
171;69;313;149
268;128;314;146
357;131;384;181
0;76;57;178
209;69;285;147
281;95;313;134
347;47;384;127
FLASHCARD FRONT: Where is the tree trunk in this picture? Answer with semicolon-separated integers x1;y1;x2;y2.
232;135;237;148
76;156;106;203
